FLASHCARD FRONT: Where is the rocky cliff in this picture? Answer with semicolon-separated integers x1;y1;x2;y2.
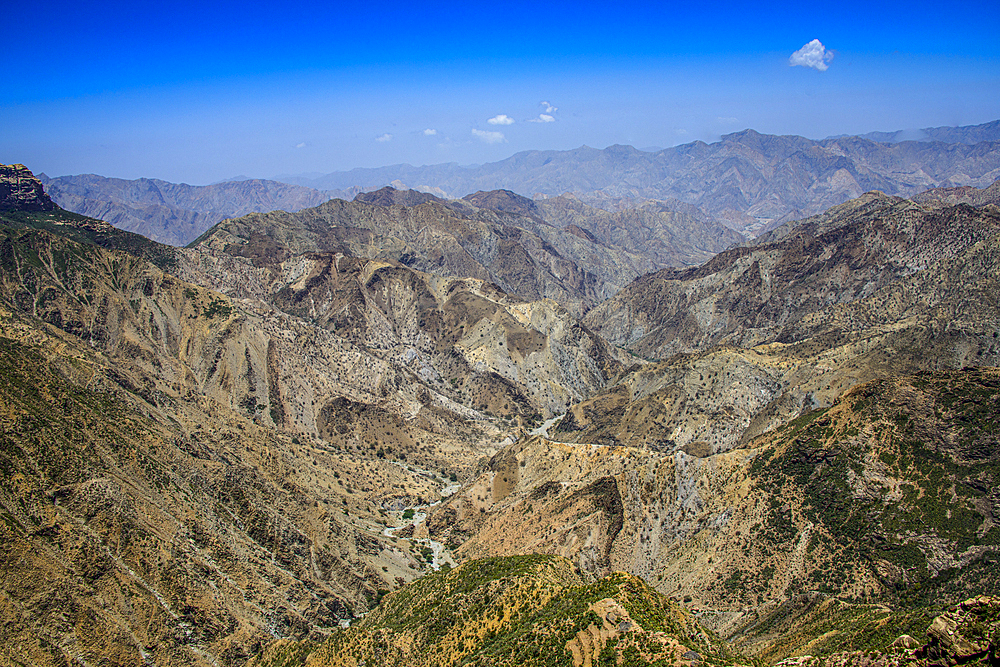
0;164;57;212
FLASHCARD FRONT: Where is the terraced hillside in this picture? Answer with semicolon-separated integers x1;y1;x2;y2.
249;554;741;667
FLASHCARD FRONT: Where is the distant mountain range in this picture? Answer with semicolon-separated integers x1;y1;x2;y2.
37;173;362;246
39;120;1000;249
275;119;1000;228
832;119;1000;145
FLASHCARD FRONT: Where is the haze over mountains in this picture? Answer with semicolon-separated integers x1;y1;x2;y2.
37;174;361;247
39;120;1000;249
2;120;1000;667
837;119;1000;145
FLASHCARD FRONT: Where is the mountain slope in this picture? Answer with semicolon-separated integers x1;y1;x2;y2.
583;187;1000;360
0;211;515;664
249;554;740;667
190;189;738;317
176;244;629;420
426;371;1000;636
0;169;645;664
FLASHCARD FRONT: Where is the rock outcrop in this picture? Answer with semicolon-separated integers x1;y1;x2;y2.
0;163;57;212
769;596;1000;667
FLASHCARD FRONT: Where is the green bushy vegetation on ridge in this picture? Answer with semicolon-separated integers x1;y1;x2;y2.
254;554;742;667
746;369;999;606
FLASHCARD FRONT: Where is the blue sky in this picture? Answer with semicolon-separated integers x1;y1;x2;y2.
2;0;998;185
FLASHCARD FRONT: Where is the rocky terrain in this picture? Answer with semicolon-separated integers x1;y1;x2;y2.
2;163;999;667
583;184;1000;360
189;187;740;317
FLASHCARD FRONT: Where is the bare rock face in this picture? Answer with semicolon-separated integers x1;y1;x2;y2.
0;164;57;212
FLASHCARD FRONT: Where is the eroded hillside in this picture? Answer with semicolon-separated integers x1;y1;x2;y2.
4;165;1000;667
190;187;741;317
584;188;1000;359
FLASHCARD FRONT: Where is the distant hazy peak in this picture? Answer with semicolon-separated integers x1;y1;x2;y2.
828;119;1000;145
462;189;540;217
353;186;443;207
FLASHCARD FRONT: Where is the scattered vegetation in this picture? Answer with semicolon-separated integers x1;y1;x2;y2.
744;369;1000;606
254;555;741;667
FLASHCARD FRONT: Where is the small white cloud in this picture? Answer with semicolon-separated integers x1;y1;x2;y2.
529;114;555;123
296;142;306;148
789;39;834;71
541;101;557;113
423;128;437;136
472;129;506;144
717;117;739;124
487;114;515;125
375;133;393;142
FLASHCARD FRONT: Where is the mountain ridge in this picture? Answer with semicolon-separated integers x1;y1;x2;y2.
39;120;1000;250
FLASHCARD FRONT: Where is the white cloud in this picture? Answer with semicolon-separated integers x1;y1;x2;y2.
789;39;834;71
375;133;393;142
296;142;306;148
472;129;506;144
529;114;555;123
423;128;437;136
487;114;515;125
541;101;557;113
